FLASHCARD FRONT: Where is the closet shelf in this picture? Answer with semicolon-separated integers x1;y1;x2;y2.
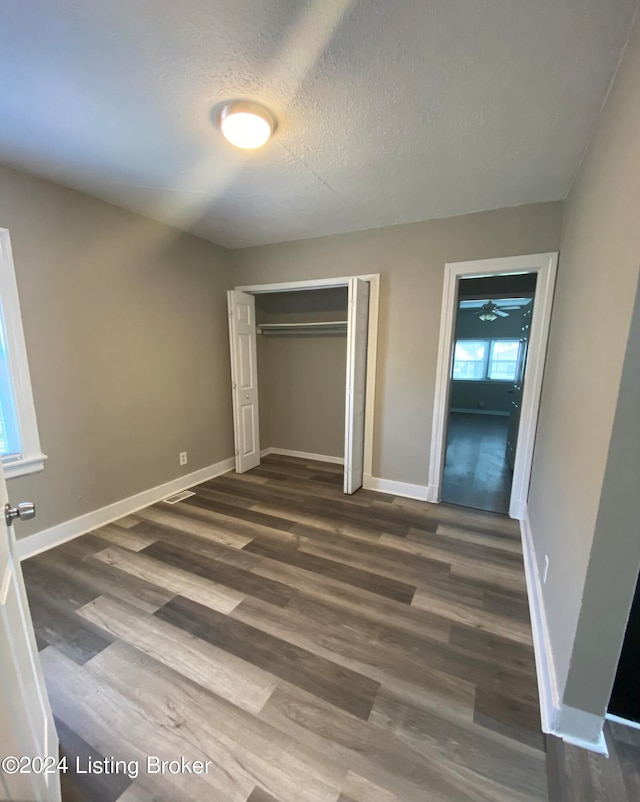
258;321;348;335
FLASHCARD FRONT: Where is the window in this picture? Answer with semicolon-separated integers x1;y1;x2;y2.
452;340;488;380
0;229;46;478
488;340;521;381
452;338;522;383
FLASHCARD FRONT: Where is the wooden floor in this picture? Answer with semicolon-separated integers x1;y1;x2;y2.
442;413;512;514
546;721;640;802
19;454;633;801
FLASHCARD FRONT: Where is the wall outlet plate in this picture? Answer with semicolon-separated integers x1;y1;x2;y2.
179;452;188;466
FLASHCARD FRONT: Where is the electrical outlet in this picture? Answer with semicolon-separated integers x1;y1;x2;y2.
543;555;550;584
179;452;188;466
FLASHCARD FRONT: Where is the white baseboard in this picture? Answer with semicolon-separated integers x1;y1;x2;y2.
16;456;235;561
263;451;427;502
264;447;344;465
363;473;428;501
520;507;607;755
558;706;608;754
425;484;440;503
520;508;559;734
606;712;640;732
508;497;526;521
450;408;510;417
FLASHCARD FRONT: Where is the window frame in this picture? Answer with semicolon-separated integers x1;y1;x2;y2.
0;228;46;478
452;337;523;383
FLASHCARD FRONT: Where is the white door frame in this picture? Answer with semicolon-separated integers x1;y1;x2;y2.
235;274;380;482
427;253;558;519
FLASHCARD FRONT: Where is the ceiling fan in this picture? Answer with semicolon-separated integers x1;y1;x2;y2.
473;301;517;321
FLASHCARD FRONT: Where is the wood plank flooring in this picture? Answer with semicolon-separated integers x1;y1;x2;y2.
442;412;512;514
20;454;635;801
546;722;640;802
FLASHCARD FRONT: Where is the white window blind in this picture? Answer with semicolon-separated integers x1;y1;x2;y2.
452;340;487;380
452;338;523;383
488;340;521;382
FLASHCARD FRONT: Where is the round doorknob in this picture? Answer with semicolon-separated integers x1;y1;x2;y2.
5;501;36;526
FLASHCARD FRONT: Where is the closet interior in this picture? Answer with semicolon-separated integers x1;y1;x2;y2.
255;287;349;465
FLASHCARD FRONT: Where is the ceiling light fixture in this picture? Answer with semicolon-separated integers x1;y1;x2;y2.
217;101;277;150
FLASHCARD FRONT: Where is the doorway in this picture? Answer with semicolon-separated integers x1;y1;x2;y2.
441;273;537;514
427;253;558;519
228;274;380;495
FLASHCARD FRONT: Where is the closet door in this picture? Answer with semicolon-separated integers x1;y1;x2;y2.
227;291;260;473
344;278;370;494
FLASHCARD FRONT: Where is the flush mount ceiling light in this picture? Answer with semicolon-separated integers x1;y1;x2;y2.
217;101;277;150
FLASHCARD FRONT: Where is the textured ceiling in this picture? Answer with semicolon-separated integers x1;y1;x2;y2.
0;1;637;249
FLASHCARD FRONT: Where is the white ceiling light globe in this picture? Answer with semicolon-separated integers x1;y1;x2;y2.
218;102;276;150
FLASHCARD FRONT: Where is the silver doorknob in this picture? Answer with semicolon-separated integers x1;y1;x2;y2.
5;502;36;526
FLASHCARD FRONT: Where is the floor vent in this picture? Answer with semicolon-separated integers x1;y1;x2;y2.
163;490;195;504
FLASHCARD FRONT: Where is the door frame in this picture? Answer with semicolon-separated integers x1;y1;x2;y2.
427;253;558;519
235;274;380;482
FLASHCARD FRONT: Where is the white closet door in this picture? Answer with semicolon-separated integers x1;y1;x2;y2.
344;278;370;494
227;290;260;473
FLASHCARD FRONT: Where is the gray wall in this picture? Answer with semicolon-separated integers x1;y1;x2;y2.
564;275;640;716
528;13;640;709
450;306;528;414
260;334;347;459
0;163;234;537
449;382;513;415
232;201;563;484
256;288;348;325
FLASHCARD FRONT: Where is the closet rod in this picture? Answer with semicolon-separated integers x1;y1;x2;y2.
258;321;347;335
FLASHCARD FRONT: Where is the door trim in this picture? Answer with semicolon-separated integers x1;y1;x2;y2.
235;274;380;483
427;253;558;519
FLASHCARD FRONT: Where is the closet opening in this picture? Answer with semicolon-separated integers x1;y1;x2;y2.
227;275;379;495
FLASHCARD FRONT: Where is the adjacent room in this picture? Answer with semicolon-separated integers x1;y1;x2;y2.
0;2;639;802
442;273;537;514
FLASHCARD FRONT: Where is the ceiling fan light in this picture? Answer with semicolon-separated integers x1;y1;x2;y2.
217;101;276;149
479;312;498;322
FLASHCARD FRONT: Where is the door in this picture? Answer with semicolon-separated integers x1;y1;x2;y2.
227;290;260;473
0;467;61;802
344;278;370;494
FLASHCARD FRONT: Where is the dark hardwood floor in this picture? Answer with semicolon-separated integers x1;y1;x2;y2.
20;455;639;800
442;412;512;514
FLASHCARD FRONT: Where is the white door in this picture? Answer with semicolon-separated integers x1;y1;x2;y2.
344;278;370;494
227;290;261;473
0;467;61;802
